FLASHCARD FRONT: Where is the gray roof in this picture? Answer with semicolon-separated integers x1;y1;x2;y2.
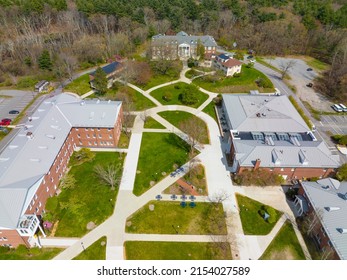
0;93;121;229
152;32;217;48
233;139;340;168
223;95;309;133
301;179;347;260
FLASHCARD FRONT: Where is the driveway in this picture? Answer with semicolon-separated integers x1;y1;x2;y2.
262;57;332;112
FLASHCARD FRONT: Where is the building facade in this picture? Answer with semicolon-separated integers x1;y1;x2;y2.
223;94;340;180
0;94;122;248
151;31;217;60
212;54;242;76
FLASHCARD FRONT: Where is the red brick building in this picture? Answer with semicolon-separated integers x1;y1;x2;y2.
222;94;340;181
294;178;347;259
0;93;122;248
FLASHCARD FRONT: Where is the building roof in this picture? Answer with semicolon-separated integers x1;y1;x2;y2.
221;58;242;68
152;32;217;47
0;93;121;229
217;53;230;60
90;62;121;77
233;139;340;168
301;179;347;260
223;95;309;133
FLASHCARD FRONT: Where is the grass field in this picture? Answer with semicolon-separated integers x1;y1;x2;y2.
52;152;124;237
260;221;305;260
236;194;281;235
126;201;227;235
144;117;166;129
193;65;274;93
150;82;208;108
105;85;155;111
64;74;91;95
133;133;191;196
0;245;62;260
73;236;107;260
202;101;218;122
158;111;209;144
125;241;232;260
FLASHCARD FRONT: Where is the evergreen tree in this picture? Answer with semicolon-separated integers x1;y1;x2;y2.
38;50;52;70
93;67;108;95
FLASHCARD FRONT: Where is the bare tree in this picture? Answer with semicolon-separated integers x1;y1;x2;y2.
94;164;122;190
302;209;323;237
279;60;296;80
140;110;149;123
116;90;135;137
59;173;76;190
179;118;205;151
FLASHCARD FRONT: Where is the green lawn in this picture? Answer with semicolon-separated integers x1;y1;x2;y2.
64;74;91;95
236;194;281;235
193;65;274;93
202;101;218;122
52;152;124;237
140;63;181;90
126;201;227;235
0;245;62;260
150;82;209;108
125;241;231;260
133;133;191;196
305;57;329;72
260;221;305;260
144;117;166;129
105;85;155;111
158;111;209;144
118;131;131;148
73;236;107;260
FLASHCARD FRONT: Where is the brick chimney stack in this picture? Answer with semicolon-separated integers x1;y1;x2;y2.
254;159;261;170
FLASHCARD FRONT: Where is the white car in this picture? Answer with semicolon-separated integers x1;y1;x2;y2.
274;88;281;96
249;59;256;63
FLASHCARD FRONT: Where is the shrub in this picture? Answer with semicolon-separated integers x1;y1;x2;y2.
265;207;277;224
162;92;172;102
256;77;272;88
16;245;28;255
233;72;241;77
0;246;10;254
259;209;266;217
72;148;95;165
179;89;199;105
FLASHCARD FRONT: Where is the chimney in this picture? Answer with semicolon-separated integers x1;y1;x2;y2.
254;159;261;170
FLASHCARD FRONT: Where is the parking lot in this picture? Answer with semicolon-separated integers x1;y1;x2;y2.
0;90;36;122
319;115;347;135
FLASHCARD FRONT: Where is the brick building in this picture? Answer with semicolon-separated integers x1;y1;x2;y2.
151;31;217;60
0;93;122;248
222;94;340;180
294;178;347;259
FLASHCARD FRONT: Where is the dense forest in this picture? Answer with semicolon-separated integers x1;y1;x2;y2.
0;0;346;100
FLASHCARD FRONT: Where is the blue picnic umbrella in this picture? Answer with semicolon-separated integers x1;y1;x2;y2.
155;194;162;201
189;202;196;208
189;195;196;201
180;201;187;208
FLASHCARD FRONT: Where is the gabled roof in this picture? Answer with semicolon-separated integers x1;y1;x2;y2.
217;54;230;60
221;58;242;68
0;93;122;229
301;179;347;260
223;95;309;133
152;32;217;47
233;140;340;168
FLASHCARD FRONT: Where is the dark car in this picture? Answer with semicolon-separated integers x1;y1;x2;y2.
306;83;313;87
9;110;20;114
307;68;313;71
247;55;253;59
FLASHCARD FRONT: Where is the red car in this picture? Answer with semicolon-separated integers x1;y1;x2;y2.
0;119;11;126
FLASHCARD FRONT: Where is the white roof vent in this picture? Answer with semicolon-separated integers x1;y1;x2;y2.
30;158;41;162
38;146;48;149
9;145;19;149
0;158;10;162
337;228;347;234
299;150;308;165
89;112;94;120
45;134;56;140
80;101;85;106
325;207;340;212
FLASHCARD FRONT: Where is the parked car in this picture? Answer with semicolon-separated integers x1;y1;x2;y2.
1;118;11;123
247;55;253;59
307;68;313;71
0;120;11;126
9;110;19;114
306;83;313;87
332;104;343;112
274;88;281;96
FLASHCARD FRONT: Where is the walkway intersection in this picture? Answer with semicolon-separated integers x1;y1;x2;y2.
47;63;310;261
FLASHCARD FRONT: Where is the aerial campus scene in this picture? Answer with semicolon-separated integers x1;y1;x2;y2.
0;0;346;262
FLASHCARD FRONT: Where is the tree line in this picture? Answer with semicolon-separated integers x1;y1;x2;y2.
0;0;346;100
